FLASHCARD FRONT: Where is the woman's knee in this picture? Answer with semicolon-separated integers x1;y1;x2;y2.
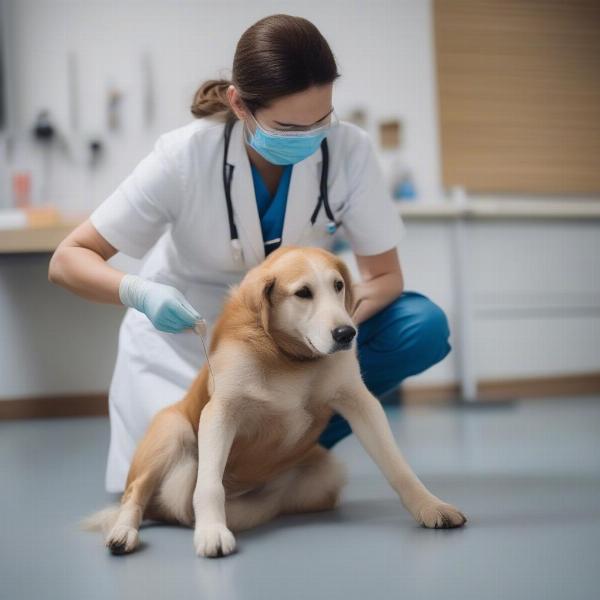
360;293;451;369
409;294;451;368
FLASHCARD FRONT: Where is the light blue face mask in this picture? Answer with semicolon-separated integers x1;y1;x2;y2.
245;112;331;165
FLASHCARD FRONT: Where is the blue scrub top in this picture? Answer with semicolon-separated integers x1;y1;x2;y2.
250;163;293;256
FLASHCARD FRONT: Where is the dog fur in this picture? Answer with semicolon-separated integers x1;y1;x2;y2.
80;245;467;557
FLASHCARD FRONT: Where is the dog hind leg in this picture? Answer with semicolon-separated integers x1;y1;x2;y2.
225;445;348;532
105;409;194;554
225;472;297;532
149;449;198;527
278;445;348;515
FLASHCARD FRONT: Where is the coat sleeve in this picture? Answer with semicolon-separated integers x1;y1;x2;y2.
89;135;184;259
339;126;405;256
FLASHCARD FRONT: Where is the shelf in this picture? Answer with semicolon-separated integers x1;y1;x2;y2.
397;199;600;220
0;219;84;254
2;199;600;255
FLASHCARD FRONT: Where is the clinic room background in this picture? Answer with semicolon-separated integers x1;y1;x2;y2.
1;2;600;599
1;0;598;405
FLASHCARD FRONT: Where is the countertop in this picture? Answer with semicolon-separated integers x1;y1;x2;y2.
2;199;600;254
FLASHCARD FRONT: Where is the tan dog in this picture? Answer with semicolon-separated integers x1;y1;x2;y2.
80;245;467;557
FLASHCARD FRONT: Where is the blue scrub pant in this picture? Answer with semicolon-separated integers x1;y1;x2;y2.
317;291;451;449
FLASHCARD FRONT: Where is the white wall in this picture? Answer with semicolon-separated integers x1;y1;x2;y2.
1;0;441;211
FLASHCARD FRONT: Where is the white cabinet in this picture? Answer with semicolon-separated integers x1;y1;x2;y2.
394;215;600;386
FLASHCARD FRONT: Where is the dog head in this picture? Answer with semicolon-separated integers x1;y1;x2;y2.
240;246;357;359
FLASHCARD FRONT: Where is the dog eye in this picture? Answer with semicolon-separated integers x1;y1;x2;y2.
295;286;313;299
334;280;344;292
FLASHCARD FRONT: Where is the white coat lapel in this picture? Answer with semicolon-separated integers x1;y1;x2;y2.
225;118;324;266
281;143;323;248
226;119;265;267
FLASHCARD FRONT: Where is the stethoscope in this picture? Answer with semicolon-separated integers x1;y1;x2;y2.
222;114;340;265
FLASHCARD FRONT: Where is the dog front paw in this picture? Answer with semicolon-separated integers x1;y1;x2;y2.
105;525;140;555
194;522;237;557
416;499;468;529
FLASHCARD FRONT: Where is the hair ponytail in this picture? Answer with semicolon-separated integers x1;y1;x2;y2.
190;79;233;120
190;14;340;122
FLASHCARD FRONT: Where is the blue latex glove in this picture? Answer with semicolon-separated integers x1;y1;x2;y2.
119;274;201;333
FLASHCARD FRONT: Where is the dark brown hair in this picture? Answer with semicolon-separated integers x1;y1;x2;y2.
190;14;341;121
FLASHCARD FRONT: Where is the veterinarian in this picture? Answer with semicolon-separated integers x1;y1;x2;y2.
49;14;451;494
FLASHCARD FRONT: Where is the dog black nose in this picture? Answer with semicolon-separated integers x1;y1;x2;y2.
331;325;356;345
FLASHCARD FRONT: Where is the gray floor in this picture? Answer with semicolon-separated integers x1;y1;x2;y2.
1;396;599;600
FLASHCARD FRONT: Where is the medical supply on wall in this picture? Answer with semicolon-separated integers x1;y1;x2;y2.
32;109;69;205
67;51;80;132
12;171;31;208
378;118;417;201
33;110;55;143
379;120;401;150
390;161;416;200
88;139;103;168
343;107;368;131
33;112;51;205
107;86;123;131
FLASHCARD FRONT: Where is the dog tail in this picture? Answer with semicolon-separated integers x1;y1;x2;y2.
78;504;121;534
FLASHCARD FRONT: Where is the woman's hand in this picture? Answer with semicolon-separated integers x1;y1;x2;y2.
119;274;201;333
350;276;403;326
350;249;404;326
350;281;368;320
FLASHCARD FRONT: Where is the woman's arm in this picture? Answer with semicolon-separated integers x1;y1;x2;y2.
351;247;404;326
49;219;201;333
48;219;124;305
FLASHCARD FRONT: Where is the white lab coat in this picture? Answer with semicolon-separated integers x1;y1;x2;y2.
90;116;406;493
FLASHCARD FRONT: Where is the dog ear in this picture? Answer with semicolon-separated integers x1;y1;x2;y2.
243;272;277;332
334;257;356;317
259;276;277;333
